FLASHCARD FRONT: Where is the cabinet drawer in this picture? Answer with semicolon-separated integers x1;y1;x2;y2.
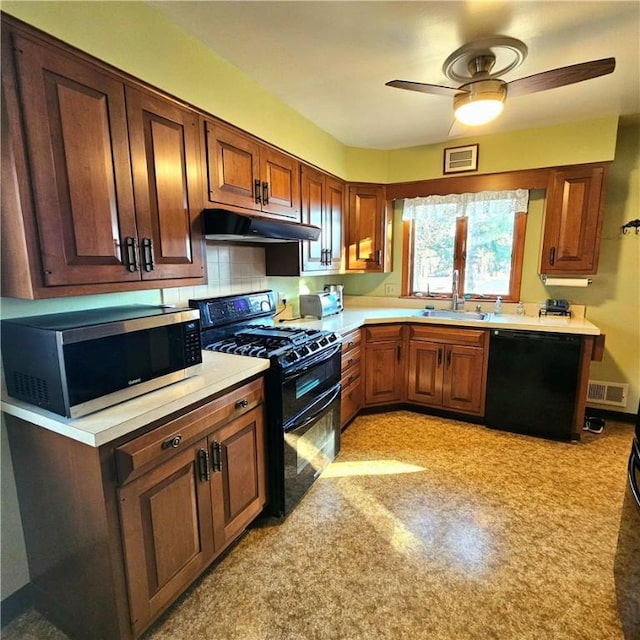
341;347;361;374
341;377;362;429
409;325;487;347
341;329;362;353
342;361;361;388
364;325;403;343
115;378;264;485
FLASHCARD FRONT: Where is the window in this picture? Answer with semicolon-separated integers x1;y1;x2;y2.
402;190;529;301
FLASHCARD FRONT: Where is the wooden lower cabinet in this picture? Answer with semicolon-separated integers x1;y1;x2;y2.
6;377;266;640
363;325;406;406
118;438;215;635
407;325;488;416
118;404;265;636
340;329;362;428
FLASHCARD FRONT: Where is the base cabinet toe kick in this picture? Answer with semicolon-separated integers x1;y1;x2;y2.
5;377;267;640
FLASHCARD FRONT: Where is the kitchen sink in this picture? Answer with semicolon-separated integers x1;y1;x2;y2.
421;309;488;321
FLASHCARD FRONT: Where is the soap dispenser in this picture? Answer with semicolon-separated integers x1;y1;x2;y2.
494;296;503;314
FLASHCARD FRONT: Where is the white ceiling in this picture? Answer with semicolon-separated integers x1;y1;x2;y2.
151;1;640;150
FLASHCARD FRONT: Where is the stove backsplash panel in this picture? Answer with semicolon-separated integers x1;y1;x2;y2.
162;242;268;307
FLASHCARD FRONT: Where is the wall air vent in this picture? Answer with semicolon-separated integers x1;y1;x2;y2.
586;380;628;407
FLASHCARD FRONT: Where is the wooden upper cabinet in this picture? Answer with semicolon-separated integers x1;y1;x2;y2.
1;21;206;298
540;164;607;275
11;33;140;286
203;120;300;220
300;166;344;273
125;86;204;281
346;184;390;272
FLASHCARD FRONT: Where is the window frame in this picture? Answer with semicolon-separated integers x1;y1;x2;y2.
401;208;527;303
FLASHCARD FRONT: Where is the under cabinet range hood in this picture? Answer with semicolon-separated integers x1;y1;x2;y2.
203;209;321;243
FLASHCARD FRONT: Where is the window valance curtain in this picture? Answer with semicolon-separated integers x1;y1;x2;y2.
402;189;529;220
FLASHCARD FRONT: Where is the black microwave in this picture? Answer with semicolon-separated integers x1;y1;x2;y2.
1;305;202;418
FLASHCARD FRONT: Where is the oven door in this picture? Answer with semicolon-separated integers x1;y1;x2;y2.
281;342;341;427
283;383;341;516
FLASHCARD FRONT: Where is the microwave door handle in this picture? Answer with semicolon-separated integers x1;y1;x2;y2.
283;343;341;379
284;384;341;433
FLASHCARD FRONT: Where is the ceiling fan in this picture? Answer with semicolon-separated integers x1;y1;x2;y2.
386;36;615;126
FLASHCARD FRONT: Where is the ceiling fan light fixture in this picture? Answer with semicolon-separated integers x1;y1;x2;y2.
453;79;506;126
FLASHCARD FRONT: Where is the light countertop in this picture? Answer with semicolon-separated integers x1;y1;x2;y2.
282;305;601;337
1;302;599;448
1;351;269;448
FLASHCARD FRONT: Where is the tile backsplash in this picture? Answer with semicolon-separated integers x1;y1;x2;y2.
161;242;268;306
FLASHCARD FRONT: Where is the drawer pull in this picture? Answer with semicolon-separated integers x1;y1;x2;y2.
235;398;249;409
161;434;182;450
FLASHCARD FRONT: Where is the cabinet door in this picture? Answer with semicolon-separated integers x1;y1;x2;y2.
300;166;326;272
210;406;266;551
126;87;205;281
118;439;214;635
540;165;606;274
325;177;344;270
204;121;261;211
407;340;443;406
364;327;405;406
12;34;139;286
442;345;485;415
260;146;301;219
346;185;387;271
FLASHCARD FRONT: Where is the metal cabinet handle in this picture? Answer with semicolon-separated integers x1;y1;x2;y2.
396;345;402;362
375;249;382;265
197;448;210;482
211;441;222;472
550;247;556;266
235;398;249;409
141;237;154;272
446;348;452;367
124;236;138;272
254;179;262;204
161;434;182;450
262;181;269;205
437;347;442;366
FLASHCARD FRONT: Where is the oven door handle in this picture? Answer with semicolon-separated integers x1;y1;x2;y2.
629;439;640;508
284;384;341;433
283;342;342;378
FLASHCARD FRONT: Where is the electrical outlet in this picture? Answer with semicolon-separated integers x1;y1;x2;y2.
384;283;397;296
277;292;285;303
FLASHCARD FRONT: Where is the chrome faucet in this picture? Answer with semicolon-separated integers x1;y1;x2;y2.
451;269;465;311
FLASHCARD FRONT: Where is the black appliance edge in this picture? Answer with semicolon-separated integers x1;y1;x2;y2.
203;208;321;243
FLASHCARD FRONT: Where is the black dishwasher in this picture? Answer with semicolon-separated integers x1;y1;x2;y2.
485;329;582;440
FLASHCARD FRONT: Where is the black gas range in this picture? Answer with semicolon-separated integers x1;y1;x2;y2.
189;290;342;517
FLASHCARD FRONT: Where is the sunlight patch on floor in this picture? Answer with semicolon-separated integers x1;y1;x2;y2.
320;459;425;478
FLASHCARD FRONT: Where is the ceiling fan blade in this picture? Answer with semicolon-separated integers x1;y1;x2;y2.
506;57;615;98
385;79;463;97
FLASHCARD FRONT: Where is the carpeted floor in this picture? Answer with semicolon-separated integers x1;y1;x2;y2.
2;411;636;640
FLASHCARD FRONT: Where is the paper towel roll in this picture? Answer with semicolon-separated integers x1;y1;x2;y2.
542;276;592;287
